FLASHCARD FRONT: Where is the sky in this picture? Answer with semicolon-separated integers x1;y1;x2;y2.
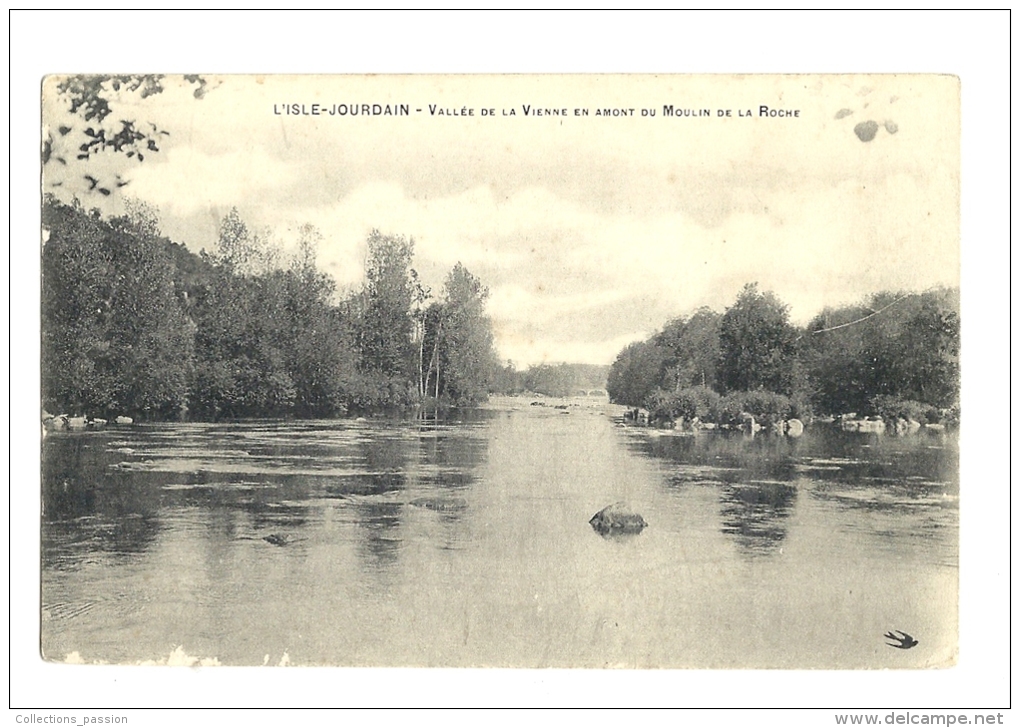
42;73;960;367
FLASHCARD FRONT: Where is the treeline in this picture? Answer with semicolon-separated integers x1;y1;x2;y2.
607;283;960;426
490;362;609;397
41;197;499;420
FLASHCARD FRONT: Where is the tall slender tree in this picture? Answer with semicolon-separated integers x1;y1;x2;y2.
655;307;722;391
432;263;497;405
359;230;416;379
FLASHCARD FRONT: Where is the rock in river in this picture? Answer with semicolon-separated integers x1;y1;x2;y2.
589;502;647;535
410;496;468;513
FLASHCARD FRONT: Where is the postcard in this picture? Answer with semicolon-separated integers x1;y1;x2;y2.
40;73;959;669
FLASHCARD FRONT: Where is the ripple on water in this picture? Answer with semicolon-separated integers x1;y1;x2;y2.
41;414;958;667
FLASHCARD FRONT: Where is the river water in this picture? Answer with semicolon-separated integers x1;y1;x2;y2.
41;396;958;668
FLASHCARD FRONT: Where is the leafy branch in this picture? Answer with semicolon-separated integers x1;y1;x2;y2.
44;74;209;194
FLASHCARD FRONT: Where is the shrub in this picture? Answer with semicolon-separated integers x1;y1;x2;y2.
711;389;793;426
869;395;929;424
679;385;720;421
740;390;793;427
645;389;689;424
712;392;747;424
645;388;679;423
942;403;960;428
646;385;721;424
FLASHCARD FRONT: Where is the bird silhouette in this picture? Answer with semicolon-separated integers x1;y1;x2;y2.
884;630;918;649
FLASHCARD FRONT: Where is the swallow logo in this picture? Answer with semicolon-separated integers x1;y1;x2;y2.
884;630;918;649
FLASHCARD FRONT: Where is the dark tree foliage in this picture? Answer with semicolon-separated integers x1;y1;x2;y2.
718;283;798;395
608;283;959;420
489;361;526;395
187;213;291;417
802;288;959;415
897;295;959;408
606;340;668;407
42;197;194;418
283;226;357;417
359;231;417;380
430;264;497;405
654;306;722;391
187;218;359;419
800;303;873;415
42;203;500;420
606;307;723;408
189;268;297;418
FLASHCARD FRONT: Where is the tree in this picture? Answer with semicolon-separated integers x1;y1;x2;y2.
606;340;668;407
186;215;368;419
521;363;608;397
718;283;798;394
214;207;279;277
42;197;194;418
283;225;355;416
802;288;959;415
105;211;195;418
42;199;119;414
188;210;295;418
43;194;510;418
429;264;498;404
409;269;431;399
489;361;525;395
655;307;722;391
802;302;874;414
894;292;959;408
358;231;417;380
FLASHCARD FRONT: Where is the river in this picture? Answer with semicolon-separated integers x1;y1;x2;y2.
41;396;958;668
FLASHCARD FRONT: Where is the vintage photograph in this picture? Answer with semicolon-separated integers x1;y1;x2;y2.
40;74;960;669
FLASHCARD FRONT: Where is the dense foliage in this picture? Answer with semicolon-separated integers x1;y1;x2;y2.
800;289;960;416
42;197;499;420
486;362;608;398
426;264;500;405
718;284;799;395
42;201;195;419
607;283;959;424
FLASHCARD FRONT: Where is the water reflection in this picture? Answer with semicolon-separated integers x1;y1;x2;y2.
719;481;797;555
44;412;497;567
634;430;800;485
42;436;164;564
40;406;957;667
618;423;957;558
352;500;404;571
790;426;958;490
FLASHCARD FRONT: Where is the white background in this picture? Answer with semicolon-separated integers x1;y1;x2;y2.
8;9;1012;718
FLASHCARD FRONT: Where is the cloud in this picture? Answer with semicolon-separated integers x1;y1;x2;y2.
488;284;631;326
496;329;650;368
62;75;957;366
259;168;958;365
127;146;300;214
